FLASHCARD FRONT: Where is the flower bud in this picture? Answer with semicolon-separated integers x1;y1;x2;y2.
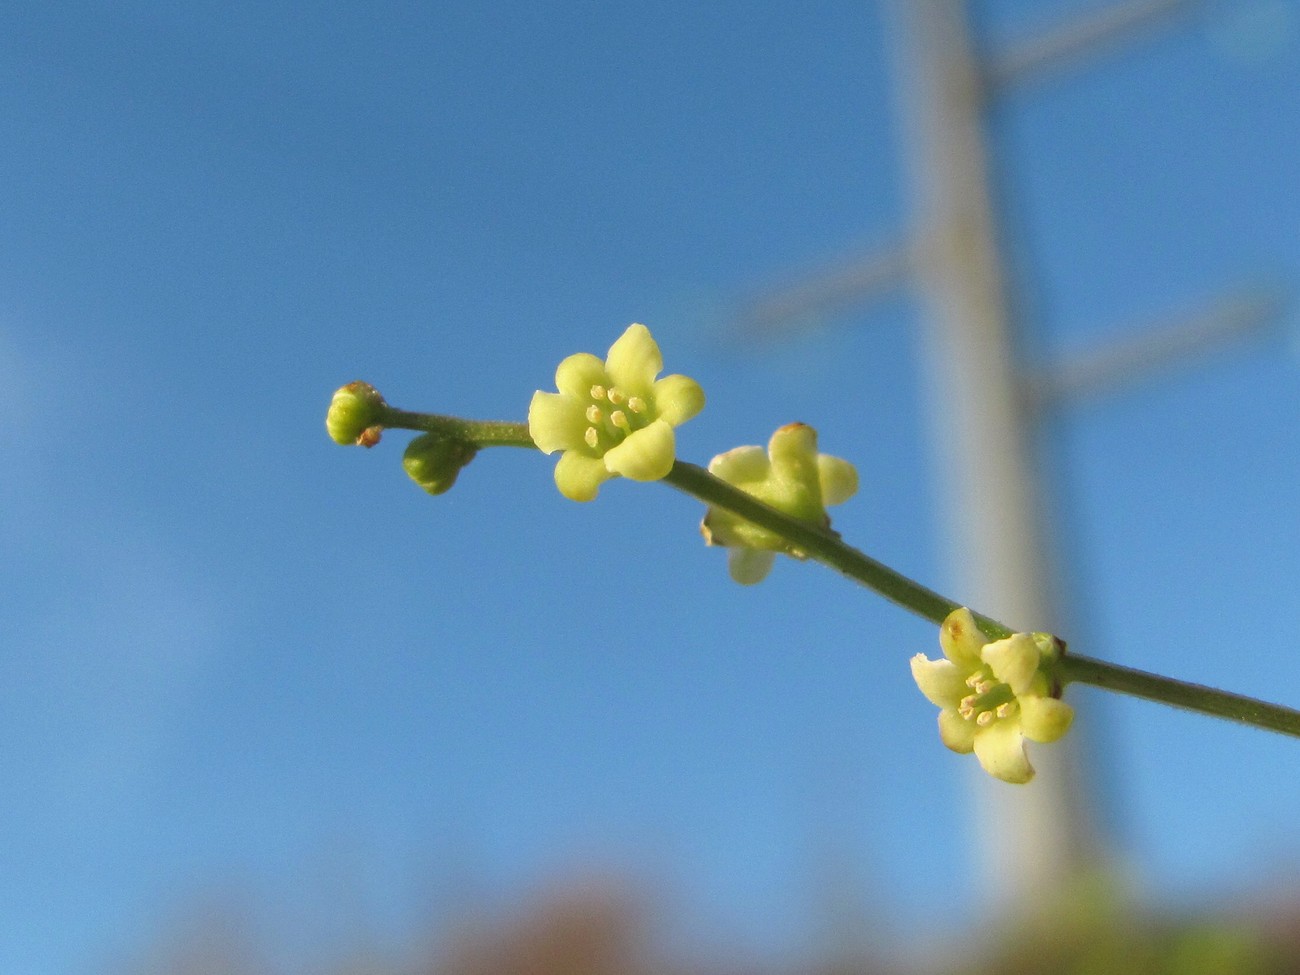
402;433;477;495
326;382;387;446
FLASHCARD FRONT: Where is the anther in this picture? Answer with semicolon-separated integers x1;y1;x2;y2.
610;410;630;431
586;405;603;424
590;384;607;400
607;387;626;406
584;427;600;448
627;396;646;414
976;711;994;727
995;702;1013;719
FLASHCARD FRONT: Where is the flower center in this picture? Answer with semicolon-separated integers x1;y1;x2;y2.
957;667;1018;727
583;384;649;451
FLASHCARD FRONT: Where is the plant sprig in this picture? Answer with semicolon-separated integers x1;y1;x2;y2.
345;401;1300;743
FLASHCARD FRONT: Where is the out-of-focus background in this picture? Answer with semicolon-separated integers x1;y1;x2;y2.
3;1;1300;972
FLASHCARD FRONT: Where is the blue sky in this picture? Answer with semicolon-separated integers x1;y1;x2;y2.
2;1;1299;971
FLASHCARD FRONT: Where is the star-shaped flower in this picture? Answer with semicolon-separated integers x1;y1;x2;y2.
528;324;705;501
701;423;858;584
910;607;1074;784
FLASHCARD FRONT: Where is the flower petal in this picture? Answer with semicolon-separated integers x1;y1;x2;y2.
728;548;776;585
766;424;824;518
701;509;782;551
555;352;609;399
983;633;1039;696
972;721;1034;784
938;709;977;753
528;390;589;455
604;323;662;394
554;450;614;502
1019;696;1074;743
817;455;859;507
652;373;705;426
708;445;770;486
603;419;675;481
939;608;986;669
767;423;819;474
910;654;969;708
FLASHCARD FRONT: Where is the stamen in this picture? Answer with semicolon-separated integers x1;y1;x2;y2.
590;384;607;400
965;675;980;689
995;702;1013;719
607;387;626;406
627;396;646;414
610;410;630;431
976;711;994;727
586;405;603;424
584;427;599;448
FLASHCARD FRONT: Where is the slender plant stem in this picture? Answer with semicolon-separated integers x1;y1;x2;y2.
379;407;536;448
662;461;987;630
371;406;1300;739
1062;655;1300;737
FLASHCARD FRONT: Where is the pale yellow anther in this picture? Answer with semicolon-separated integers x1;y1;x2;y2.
586;405;603;424
607;387;626;406
627;396;646;414
976;711;994;727
590;384;607;400
584;427;600;448
610;410;630;431
965;675;980;688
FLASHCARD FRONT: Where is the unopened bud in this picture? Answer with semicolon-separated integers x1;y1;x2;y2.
326;382;387;445
402;433;477;496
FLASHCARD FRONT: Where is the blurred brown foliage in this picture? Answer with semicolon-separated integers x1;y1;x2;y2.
117;871;1300;975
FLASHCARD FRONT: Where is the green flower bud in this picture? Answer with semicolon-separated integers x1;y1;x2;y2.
326;381;387;446
402;433;477;496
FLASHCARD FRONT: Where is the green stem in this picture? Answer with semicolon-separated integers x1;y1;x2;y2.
372;406;1300;739
662;461;992;630
379;407;536;449
1062;655;1300;738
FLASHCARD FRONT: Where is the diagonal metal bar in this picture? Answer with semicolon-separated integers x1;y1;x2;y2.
988;0;1198;89
729;240;914;340
1025;286;1288;407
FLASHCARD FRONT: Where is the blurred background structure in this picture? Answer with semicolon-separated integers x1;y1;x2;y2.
2;1;1298;972
734;0;1286;910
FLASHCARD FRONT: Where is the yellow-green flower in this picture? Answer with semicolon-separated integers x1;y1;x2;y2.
701;423;858;584
528;323;705;501
910;607;1074;784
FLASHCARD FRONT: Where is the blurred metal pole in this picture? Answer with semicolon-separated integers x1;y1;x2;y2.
729;0;1282;913
892;0;1098;907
